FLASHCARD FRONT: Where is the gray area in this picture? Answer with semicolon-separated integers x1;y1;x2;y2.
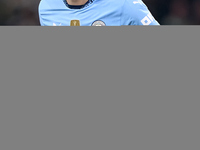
0;27;199;150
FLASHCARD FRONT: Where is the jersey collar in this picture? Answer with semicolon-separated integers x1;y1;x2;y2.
63;0;93;9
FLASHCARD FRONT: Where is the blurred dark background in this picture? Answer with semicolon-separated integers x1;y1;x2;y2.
0;0;200;25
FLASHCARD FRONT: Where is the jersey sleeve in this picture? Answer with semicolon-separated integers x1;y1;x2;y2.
38;0;51;26
38;12;45;26
38;0;45;26
121;0;160;25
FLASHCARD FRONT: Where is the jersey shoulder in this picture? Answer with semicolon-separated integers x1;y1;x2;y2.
122;0;148;12
121;0;159;25
39;0;65;12
39;0;51;11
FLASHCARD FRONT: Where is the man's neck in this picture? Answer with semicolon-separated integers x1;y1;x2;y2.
66;0;89;5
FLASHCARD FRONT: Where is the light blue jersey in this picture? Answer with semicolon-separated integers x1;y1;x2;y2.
39;0;159;26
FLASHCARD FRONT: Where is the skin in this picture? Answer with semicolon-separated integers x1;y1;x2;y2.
66;0;89;5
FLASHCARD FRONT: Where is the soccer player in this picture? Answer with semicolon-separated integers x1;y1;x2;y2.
38;0;159;26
